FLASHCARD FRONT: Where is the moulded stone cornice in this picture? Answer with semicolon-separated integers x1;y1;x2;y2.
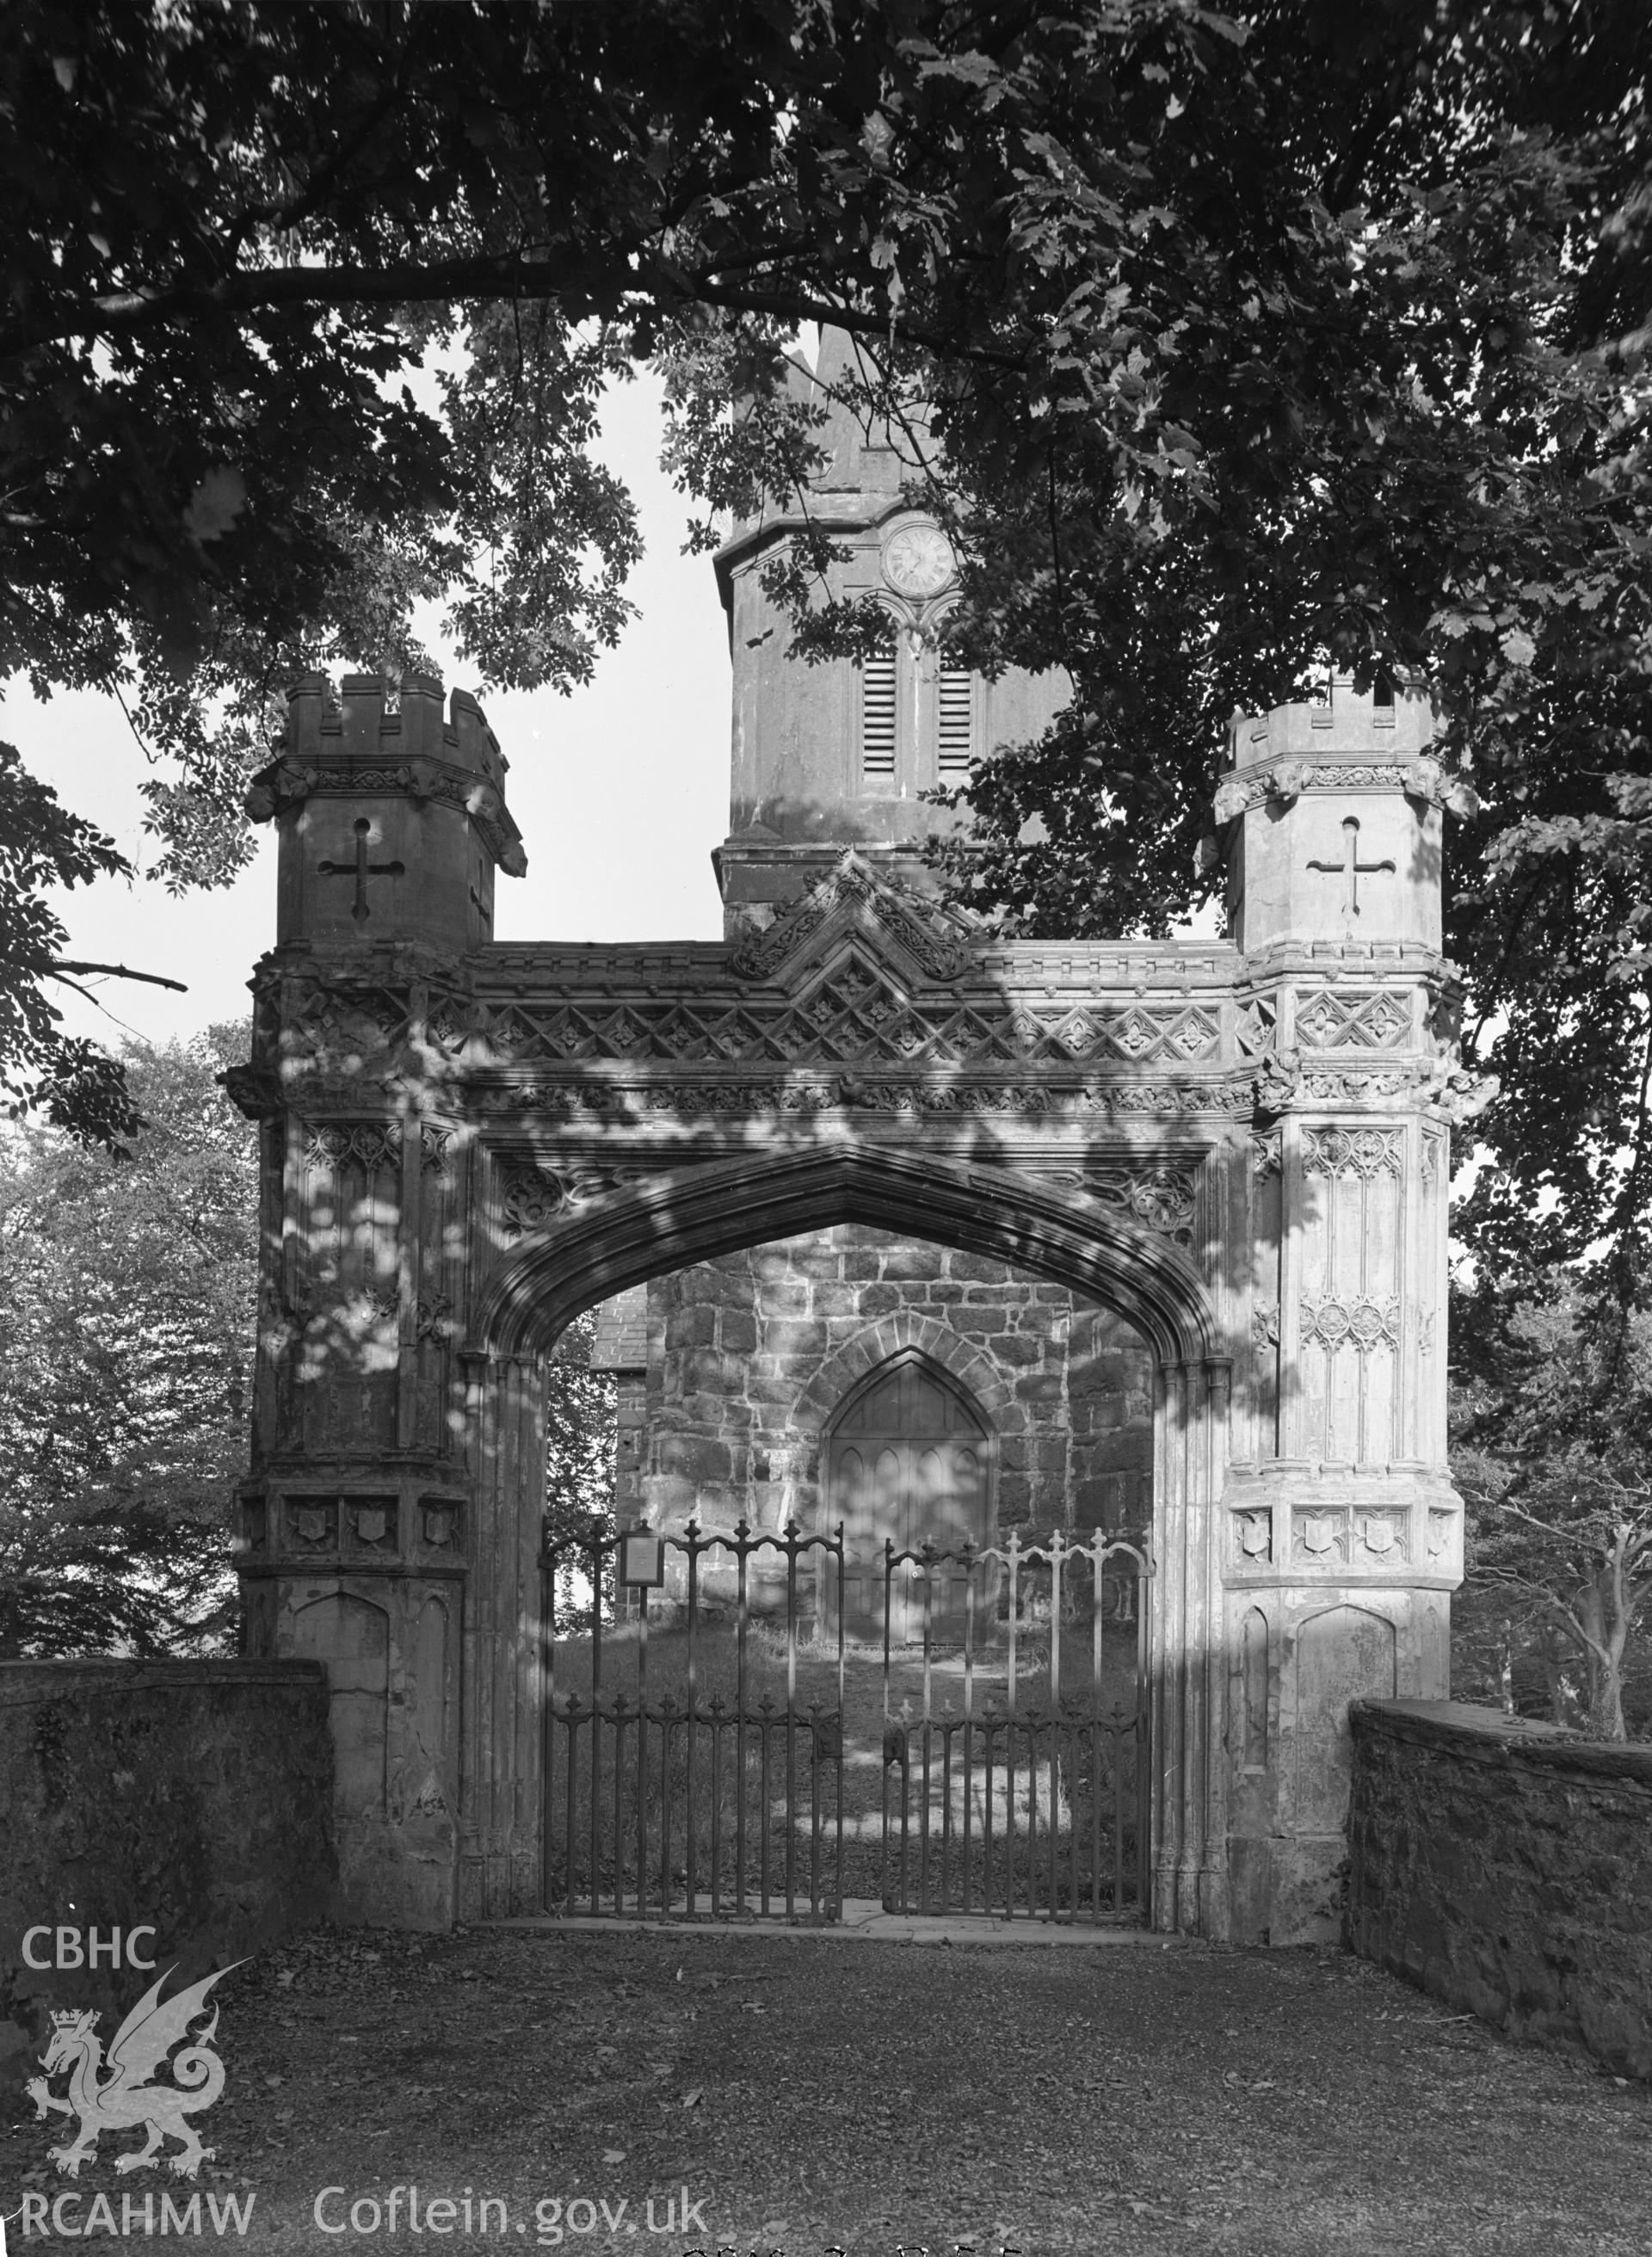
1210;755;1478;836
244;750;527;877
470;936;1248;995
712;491;928;584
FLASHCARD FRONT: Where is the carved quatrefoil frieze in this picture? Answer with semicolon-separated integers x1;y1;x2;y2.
288;983;409;1067
302;1120;451;1175
461;989;1225;1074
1303;1126;1403;1179
1295;990;1410;1051
1300;1295;1400;1352
304;1120;402;1174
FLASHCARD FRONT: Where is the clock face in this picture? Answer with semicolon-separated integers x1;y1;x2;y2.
881;523;956;599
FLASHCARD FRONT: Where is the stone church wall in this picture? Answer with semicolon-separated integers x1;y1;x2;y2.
603;1227;1153;1543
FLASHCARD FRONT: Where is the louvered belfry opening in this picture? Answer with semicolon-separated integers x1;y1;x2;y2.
938;655;974;775
860;643;897;777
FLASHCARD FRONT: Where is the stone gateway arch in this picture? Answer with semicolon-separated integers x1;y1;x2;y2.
229;663;1476;1945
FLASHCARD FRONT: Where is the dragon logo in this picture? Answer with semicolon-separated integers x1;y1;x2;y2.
25;1963;240;2180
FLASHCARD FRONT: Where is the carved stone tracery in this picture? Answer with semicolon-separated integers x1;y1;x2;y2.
458;982;1228;1073
304;1121;402;1173
1303;1125;1403;1178
1300;1295;1401;1352
1295;990;1410;1050
497;1163;564;1237
729;853;977;983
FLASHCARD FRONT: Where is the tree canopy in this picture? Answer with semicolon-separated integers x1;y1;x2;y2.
0;1022;618;1656
1452;1273;1652;1736
4;0;1651;1335
0;1027;254;1656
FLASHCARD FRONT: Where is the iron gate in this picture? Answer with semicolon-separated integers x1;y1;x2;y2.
539;1519;1151;1926
877;1528;1152;1921
541;1518;849;1922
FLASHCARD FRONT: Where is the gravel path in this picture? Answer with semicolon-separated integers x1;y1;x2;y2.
3;1921;1647;2256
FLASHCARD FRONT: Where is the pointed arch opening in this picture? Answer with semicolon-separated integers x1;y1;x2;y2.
824;1347;992;1646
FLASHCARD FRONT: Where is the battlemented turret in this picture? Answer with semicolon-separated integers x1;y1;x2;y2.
1216;677;1446;957
245;672;525;954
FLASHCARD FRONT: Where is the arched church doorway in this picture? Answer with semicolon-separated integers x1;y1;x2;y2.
824;1349;991;1644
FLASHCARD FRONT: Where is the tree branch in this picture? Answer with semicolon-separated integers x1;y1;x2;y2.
0;256;1027;371
51;961;188;994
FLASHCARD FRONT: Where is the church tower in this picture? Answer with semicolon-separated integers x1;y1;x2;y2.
591;336;1153;1612
712;327;1067;934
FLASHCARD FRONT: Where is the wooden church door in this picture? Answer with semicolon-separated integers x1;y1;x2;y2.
825;1354;990;1644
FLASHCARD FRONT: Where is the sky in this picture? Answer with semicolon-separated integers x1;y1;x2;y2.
0;373;733;1056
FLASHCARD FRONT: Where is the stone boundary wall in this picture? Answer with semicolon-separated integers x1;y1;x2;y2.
1347;1698;1652;2078
0;1660;336;2066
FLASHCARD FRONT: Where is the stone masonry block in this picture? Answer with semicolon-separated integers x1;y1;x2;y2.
718;1310;759;1355
793;1240;854;1280
1014;1374;1064;1407
681;1392;756;1432
997;1476;1032;1522
666;1304;717;1350
682;1348;744;1395
881;1244;942;1281
1085;1431;1153;1472
949;1254;1014;1284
